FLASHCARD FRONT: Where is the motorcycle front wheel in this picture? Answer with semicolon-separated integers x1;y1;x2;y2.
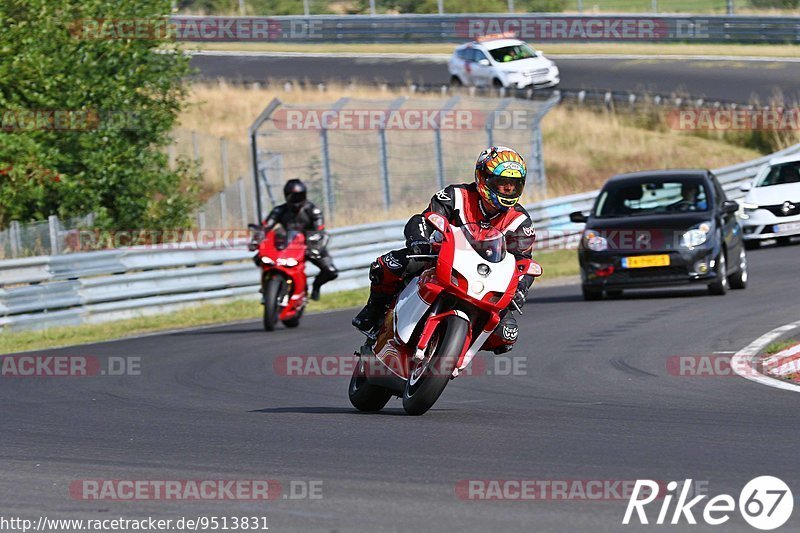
262;276;283;331
402;314;469;416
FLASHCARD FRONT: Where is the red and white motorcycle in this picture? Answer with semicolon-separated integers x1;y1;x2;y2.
348;212;542;415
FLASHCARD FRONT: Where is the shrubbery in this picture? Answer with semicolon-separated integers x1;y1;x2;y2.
0;0;198;230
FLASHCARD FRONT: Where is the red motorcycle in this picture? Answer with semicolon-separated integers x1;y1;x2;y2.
249;225;307;331
348;212;542;415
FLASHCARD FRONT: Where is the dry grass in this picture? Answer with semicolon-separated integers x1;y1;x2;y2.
177;82;769;224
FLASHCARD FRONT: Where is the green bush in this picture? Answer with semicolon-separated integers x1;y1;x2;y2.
0;0;199;230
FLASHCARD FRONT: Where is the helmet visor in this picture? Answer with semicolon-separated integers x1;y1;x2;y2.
485;175;525;198
286;189;306;205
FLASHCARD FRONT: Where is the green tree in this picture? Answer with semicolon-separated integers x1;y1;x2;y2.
0;0;199;230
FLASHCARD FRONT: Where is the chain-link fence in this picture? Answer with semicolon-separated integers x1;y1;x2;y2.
0;215;95;259
245;94;560;228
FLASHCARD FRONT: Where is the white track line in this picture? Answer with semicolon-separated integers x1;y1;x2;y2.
732;319;800;393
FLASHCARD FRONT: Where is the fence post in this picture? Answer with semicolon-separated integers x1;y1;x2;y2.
486;98;512;148
48;215;61;255
220;137;230;187
238;177;248;226
651;0;658;12
219;191;228;229
320;128;334;223
727;0;734;13
437;0;443;14
9;220;21;258
434;96;461;190
507;0;514;12
577;0;583;12
378;128;391;209
239;0;246;15
198;210;206;230
529;92;561;198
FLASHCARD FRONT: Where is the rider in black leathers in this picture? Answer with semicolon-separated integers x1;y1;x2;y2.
253;179;338;300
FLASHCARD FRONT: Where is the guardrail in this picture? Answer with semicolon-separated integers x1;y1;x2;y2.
2;143;799;332
172;14;800;44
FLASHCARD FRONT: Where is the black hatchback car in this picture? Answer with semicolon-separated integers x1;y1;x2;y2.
570;170;748;300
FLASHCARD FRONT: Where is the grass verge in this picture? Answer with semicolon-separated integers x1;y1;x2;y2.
182;42;800;59
765;339;800;356
0;249;579;353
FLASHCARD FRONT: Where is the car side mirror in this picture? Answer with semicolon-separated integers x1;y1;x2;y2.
721;200;739;214
569;211;588;223
478;59;490;66
739;182;752;192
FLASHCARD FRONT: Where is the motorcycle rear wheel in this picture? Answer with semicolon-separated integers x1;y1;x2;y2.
402;315;468;416
348;357;393;412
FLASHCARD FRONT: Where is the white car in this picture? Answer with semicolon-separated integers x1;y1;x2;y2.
448;37;559;90
740;154;800;248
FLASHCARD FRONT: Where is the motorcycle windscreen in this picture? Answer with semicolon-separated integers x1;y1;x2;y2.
461;223;506;263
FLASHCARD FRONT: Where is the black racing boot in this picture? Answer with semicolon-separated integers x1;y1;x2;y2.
352;294;392;334
310;281;322;301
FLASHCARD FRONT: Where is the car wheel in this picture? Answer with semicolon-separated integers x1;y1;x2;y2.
708;250;728;296
743;240;760;250
492;78;504;89
449;75;463;87
582;285;603;301
728;247;748;290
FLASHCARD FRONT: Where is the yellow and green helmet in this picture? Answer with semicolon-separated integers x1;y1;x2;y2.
474;146;527;211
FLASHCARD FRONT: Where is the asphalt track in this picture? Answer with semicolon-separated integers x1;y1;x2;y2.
189;53;800;104
3;242;800;532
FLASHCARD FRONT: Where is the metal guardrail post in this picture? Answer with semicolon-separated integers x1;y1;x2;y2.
48;215;60;255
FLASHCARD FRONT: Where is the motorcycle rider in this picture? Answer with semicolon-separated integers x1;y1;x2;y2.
352;146;537;354
253;179;338;301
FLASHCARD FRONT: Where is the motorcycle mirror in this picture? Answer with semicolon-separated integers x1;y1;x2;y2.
248;223;261;231
527;262;543;277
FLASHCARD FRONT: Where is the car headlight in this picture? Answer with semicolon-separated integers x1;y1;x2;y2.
680;222;713;248
741;202;759;219
583;230;608;252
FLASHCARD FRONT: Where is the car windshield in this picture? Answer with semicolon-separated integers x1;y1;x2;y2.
594;180;711;217
488;44;537;63
461;223;506;263
756;161;800;187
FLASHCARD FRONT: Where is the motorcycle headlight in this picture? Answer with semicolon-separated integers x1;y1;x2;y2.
261;256;274;265
680;222;712;248
277;258;298;267
583;230;608;252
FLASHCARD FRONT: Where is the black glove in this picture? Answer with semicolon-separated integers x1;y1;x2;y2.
252;253;261;266
513;290;526;309
409;241;433;256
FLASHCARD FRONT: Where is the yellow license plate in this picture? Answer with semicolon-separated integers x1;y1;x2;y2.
622;255;670;269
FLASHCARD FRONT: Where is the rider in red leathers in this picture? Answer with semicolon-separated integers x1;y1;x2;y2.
352;146;537;354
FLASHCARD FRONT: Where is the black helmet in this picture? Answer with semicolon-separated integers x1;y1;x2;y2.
284;179;307;208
